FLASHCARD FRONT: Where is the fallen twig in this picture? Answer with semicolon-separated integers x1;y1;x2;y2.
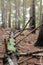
17;49;43;57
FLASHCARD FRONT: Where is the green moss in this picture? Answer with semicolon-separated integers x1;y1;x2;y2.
7;38;16;52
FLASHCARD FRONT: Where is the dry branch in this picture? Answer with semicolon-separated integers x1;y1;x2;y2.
16;23;43;45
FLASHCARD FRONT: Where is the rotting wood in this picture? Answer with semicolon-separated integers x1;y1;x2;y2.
17;49;43;57
17;49;43;64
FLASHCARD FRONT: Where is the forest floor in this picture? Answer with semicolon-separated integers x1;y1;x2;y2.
0;29;43;65
15;30;43;65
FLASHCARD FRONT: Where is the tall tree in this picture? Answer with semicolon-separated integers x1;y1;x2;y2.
8;0;11;27
34;0;43;46
1;0;7;28
17;0;20;29
22;0;26;29
15;0;20;30
29;0;36;33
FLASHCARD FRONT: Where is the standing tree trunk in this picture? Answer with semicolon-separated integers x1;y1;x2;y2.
15;0;20;30
1;0;7;28
8;7;11;28
1;0;4;28
8;0;11;28
17;0;20;30
15;0;17;29
22;0;26;29
29;0;36;33
34;0;43;47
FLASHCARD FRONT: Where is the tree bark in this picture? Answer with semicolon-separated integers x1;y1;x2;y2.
34;14;43;47
17;0;20;30
22;0;26;29
1;0;7;28
29;0;36;33
34;0;43;47
15;0;20;30
8;0;11;28
8;7;11;28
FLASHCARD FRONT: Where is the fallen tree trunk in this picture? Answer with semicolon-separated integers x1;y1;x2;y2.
16;22;43;45
14;17;33;38
18;49;43;64
17;49;43;57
